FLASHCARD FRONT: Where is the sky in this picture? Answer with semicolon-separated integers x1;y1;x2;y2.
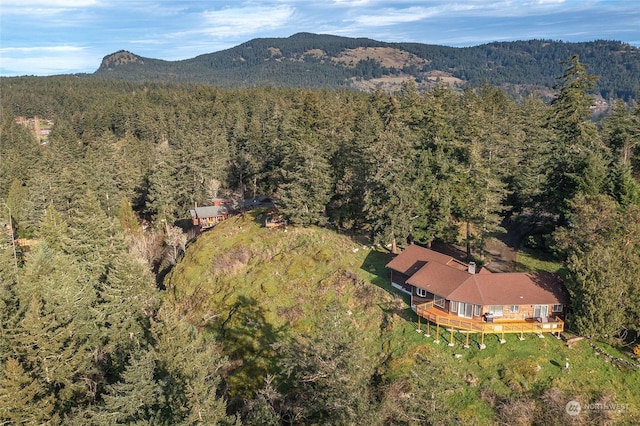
1;0;639;76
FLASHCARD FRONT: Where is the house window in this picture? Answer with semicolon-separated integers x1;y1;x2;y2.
552;304;563;313
489;305;503;316
509;305;519;313
474;305;481;316
434;295;445;308
416;287;428;298
450;301;458;313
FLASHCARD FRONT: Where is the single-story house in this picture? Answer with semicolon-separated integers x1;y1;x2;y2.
386;244;568;323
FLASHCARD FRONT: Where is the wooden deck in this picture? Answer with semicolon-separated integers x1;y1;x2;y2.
415;301;563;348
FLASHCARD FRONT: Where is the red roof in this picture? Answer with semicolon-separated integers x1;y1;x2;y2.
385;244;467;276
388;245;568;306
408;261;471;296
446;273;568;306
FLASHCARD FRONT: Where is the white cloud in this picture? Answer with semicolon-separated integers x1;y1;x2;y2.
348;2;510;28
200;5;295;37
0;45;86;54
329;0;374;6
0;46;98;76
0;0;101;16
1;0;99;6
352;6;440;26
532;0;567;4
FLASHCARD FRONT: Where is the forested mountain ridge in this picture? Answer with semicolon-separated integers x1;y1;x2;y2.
93;32;640;100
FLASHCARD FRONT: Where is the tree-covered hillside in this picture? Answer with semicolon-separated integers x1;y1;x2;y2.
398;39;640;100
1;55;640;423
91;33;640;101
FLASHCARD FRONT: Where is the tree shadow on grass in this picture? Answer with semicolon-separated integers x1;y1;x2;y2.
360;249;395;294
249;208;268;226
345;233;409;294
361;249;418;323
204;295;287;405
378;303;418;324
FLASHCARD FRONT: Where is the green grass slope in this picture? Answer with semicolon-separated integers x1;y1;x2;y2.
164;210;640;424
164;210;405;399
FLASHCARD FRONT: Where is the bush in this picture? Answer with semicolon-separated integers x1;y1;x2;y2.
499;358;540;392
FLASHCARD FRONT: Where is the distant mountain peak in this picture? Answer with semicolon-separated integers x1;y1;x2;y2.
91;34;640;100
99;50;144;71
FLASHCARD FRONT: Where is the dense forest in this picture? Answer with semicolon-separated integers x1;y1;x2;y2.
1;54;640;424
92;33;640;101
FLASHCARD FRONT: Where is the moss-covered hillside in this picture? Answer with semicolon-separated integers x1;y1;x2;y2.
164;210;640;424
164;210;403;398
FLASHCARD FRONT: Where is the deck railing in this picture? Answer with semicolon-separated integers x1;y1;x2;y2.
415;302;564;335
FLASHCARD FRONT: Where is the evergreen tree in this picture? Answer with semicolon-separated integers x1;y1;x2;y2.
510;95;554;212
5;179;32;236
0;119;42;198
242;375;283;426
0;357;55;424
601;99;639;166
452;88;509;258
0;248;17;362
399;353;466;424
363;92;421;253
92;348;164;425
25;156;62;231
243;393;281;426
276;305;375;425
12;244;101;416
65;188;126;281
145;141;180;227
546;55;603;217
411;87;460;245
277;136;333;226
117;196;141;235
410;153;457;247
153;311;232;425
571;151;609;197
98;253;160;374
37;204;71;251
554;194;640;340
609;161;640;208
328;99;381;230
83;140;126;217
173;128;230;208
276;146;333;226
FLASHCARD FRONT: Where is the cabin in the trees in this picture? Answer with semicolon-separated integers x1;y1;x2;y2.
190;198;233;230
386;244;568;348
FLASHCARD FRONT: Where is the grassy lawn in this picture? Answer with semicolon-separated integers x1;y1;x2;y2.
516;246;568;278
385;318;640;422
364;240;640;423
166;212;640;423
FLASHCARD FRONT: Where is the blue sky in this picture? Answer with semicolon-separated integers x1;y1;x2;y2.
1;0;639;76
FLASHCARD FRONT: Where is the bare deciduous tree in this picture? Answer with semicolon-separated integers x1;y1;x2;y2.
164;225;187;265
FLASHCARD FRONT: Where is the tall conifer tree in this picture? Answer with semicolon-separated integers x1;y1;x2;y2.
546;55;603;216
